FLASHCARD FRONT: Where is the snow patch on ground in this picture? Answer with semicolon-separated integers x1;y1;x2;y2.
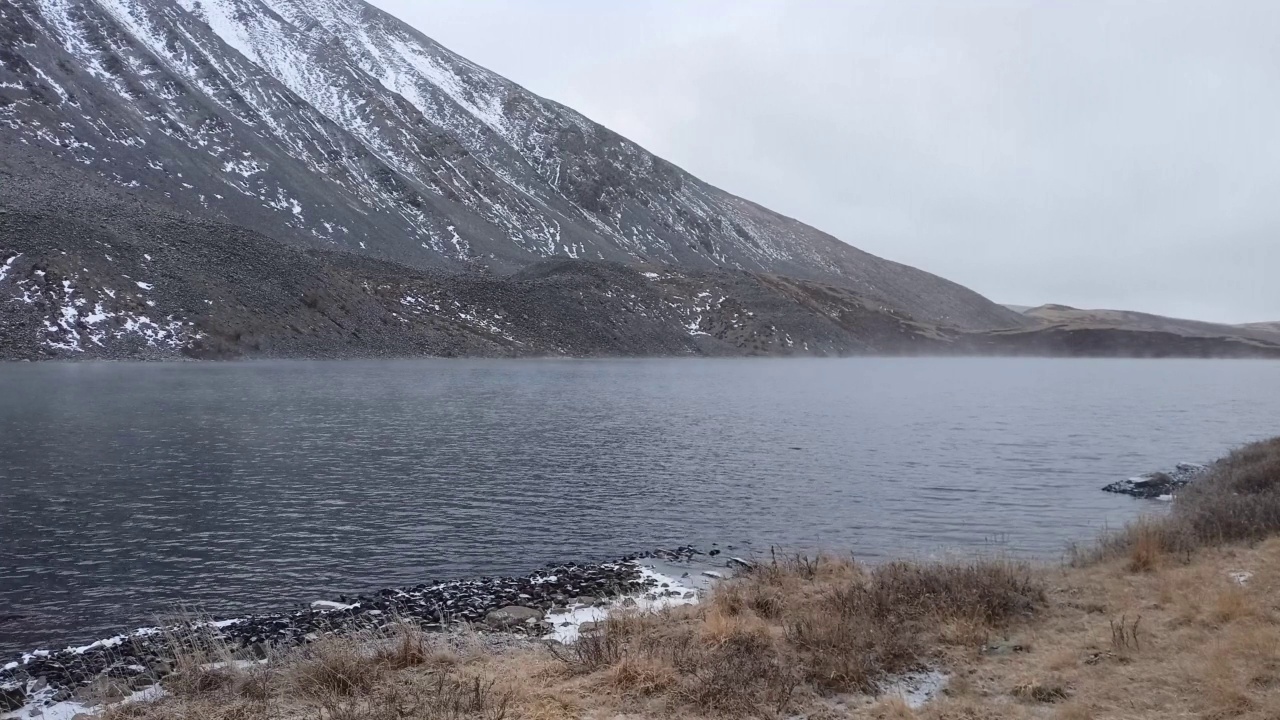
879;669;948;708
0;254;18;284
311;600;357;611
2;681;166;720
13;274;191;354
221;157;265;177
1;695;93;720
544;564;700;645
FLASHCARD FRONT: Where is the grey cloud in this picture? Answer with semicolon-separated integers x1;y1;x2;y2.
370;0;1280;323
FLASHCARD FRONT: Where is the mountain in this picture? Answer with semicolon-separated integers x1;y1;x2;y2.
0;0;1039;360
0;137;967;360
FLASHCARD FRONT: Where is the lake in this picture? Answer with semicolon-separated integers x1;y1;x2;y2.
1;358;1277;655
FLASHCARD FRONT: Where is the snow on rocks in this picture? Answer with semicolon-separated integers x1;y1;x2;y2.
0;254;18;285
310;601;357;612
0;549;725;717
1102;462;1211;499
544;565;702;645
1;263;192;356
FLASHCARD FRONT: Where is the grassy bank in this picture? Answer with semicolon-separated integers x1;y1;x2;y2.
100;438;1280;719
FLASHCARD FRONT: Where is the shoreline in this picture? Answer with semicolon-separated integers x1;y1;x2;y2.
0;548;716;716
0;458;1202;711
4;441;1273;718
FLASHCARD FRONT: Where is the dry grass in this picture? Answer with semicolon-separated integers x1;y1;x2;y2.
103;436;1280;719
551;554;1039;717
104;624;519;720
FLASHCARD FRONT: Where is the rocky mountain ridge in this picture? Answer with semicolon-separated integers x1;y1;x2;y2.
1;0;1272;360
0;0;1028;356
0;140;958;360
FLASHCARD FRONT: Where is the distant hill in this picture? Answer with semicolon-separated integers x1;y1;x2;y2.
1239;321;1280;335
998;304;1280;348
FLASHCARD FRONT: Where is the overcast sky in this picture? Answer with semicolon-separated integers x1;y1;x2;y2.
370;1;1279;324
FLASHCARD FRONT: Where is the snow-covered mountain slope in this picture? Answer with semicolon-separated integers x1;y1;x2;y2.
0;0;1027;332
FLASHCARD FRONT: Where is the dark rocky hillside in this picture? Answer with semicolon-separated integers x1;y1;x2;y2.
0;0;1270;360
0;0;1033;360
0;141;958;360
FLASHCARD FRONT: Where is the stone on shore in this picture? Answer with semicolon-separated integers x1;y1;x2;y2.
0;547;703;712
483;606;544;629
0;685;26;712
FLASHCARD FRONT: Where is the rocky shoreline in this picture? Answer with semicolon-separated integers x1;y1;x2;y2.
1101;462;1211;499
0;547;712;716
0;462;1219;717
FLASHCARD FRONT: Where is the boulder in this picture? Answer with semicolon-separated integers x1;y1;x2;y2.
71;679;129;705
483;606;544;629
0;685;26;713
578;621;600;635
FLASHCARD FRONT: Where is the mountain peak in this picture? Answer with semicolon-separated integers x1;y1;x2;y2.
0;0;1027;361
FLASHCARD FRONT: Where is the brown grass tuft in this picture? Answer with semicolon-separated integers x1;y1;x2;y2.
1084;438;1280;567
1211;585;1256;625
1011;678;1070;703
1126;519;1165;572
286;636;383;703
599;654;677;697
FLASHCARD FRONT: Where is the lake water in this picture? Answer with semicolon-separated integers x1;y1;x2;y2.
1;358;1277;655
